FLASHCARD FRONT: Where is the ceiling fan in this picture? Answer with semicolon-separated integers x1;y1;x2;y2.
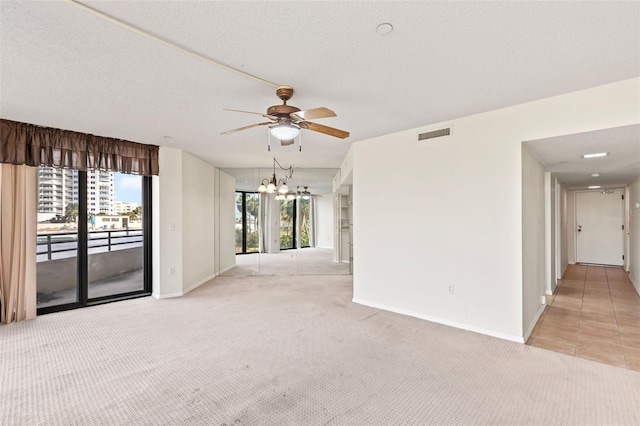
221;86;349;146
297;186;322;199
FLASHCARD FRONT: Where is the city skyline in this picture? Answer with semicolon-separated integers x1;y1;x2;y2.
38;168;142;218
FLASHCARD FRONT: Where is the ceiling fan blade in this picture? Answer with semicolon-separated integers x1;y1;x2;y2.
220;121;272;135
299;121;349;139
280;139;295;146
290;107;336;121
224;108;269;117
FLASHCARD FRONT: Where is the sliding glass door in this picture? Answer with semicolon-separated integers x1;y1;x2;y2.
36;168;151;313
35;167;79;306
280;199;295;250
299;197;310;248
236;191;260;254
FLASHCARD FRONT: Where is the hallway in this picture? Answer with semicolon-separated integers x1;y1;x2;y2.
527;264;640;371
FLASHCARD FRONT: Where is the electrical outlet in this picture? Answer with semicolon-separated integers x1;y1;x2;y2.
169;267;175;276
448;285;454;295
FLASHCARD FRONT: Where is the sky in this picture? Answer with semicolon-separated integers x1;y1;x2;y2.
114;173;142;204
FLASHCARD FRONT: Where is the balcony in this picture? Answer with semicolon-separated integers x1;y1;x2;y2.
36;229;144;308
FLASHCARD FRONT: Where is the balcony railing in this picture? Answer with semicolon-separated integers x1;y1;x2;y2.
37;230;143;262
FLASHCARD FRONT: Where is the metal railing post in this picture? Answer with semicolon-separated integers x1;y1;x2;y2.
108;231;111;251
47;235;52;260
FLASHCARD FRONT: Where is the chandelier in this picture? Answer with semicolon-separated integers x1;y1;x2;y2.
257;157;296;200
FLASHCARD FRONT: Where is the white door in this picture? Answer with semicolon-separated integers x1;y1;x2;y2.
576;190;624;266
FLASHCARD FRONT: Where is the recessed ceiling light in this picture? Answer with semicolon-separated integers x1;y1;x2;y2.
588;186;601;189
582;152;608;159
591;173;600;177
376;23;393;35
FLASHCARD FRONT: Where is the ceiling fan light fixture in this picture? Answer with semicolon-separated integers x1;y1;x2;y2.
582;152;608;159
270;124;300;140
279;183;289;194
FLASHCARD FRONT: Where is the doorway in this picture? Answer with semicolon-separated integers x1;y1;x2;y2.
575;189;624;266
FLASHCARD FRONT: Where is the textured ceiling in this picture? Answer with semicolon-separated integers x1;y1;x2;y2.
1;1;639;172
525;125;640;189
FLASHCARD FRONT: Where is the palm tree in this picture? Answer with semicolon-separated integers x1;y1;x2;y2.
64;203;78;223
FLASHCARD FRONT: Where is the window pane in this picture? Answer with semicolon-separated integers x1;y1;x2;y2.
88;172;143;298
245;193;260;253
280;199;294;249
36;167;79;308
300;198;310;248
235;193;243;253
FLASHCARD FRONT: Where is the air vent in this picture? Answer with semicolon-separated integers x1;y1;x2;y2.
417;127;451;142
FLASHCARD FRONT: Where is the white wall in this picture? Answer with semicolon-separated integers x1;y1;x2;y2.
545;174;557;294
153;148;231;298
265;194;281;253
217;170;236;274
522;146;546;339
567;190;577;265
182;152;216;293
315;195;334;249
560;185;569;277
153;147;184;298
352;78;640;342
629;174;640;294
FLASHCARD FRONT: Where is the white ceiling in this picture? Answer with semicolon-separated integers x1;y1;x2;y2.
524;125;640;190
1;1;639;172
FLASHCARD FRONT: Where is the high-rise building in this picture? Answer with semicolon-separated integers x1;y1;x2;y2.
37;167;115;219
37;167;77;219
87;170;115;215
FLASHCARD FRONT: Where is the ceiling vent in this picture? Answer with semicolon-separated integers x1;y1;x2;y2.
417;126;451;142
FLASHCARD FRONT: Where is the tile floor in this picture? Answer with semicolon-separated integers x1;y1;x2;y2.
527;264;640;371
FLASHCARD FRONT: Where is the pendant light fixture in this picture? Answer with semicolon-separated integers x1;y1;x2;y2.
258;157;294;196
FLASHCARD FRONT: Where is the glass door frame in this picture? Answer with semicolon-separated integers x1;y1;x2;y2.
235;191;261;255
37;171;152;315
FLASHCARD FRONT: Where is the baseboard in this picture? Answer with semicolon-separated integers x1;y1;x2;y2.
155;291;183;299
218;264;235;275
524;303;546;343
352;298;524;343
183;273;216;295
631;276;640;297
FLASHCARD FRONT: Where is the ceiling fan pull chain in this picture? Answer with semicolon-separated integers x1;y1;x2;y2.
267;130;271;152
299;131;302;152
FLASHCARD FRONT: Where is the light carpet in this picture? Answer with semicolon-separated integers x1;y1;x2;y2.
1;275;639;425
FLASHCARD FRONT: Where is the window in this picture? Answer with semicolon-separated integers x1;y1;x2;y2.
299;197;310;248
280;199;295;250
236;192;260;254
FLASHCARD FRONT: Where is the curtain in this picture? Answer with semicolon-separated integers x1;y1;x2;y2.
0;119;159;176
0;164;36;324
